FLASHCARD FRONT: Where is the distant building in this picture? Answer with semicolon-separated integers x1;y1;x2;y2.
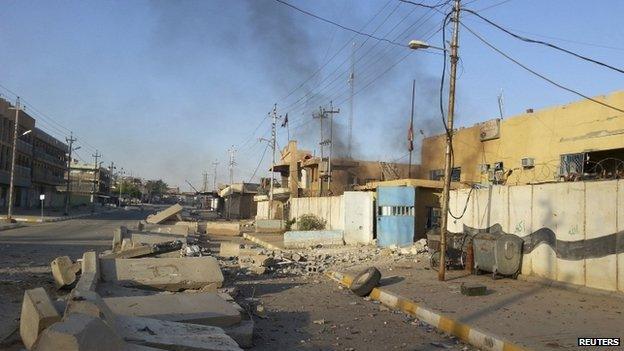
31;128;68;207
0;98;36;208
419;90;624;185
60;160;112;206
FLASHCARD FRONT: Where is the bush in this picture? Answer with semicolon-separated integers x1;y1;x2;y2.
297;214;326;231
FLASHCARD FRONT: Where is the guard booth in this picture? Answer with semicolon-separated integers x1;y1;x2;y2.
376;186;415;247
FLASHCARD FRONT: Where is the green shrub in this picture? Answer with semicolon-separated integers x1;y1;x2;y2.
285;218;296;231
297;214;326;231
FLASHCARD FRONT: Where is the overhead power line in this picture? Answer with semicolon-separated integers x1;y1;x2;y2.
461;22;624;114
462;8;624;74
398;0;450;9
273;0;408;48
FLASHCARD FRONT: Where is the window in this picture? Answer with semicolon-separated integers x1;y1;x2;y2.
560;153;584;179
429;167;461;181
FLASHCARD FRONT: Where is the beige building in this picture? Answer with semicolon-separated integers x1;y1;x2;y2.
419;91;624;185
32;128;68;207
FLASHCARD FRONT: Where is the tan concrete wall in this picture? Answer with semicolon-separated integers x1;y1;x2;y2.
420;91;624;184
289;195;344;231
449;180;623;293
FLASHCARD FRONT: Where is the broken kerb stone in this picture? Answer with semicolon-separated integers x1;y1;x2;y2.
460;283;487;296
75;251;99;292
33;313;126;351
145;204;183;224
100;240;183;259
114;315;243;351
103;293;241;327
51;256;81;289
100;256;224;291
20;288;62;350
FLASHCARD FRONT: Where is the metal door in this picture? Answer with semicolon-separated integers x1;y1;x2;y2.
376;186;415;247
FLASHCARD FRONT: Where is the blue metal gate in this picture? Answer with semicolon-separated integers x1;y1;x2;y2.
376;186;415;247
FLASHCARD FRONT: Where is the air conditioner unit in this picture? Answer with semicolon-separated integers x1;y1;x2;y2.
521;157;535;168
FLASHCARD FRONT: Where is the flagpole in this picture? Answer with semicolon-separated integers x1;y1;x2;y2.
408;79;415;178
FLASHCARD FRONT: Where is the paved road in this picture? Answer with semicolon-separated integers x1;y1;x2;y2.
0;208;151;346
0;208;149;267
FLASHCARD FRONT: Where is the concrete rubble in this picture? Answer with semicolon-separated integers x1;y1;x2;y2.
20;211;251;350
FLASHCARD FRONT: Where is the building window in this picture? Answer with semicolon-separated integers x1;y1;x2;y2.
560;153;585;180
429;167;461;181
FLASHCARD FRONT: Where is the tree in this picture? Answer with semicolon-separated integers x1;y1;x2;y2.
145;179;168;202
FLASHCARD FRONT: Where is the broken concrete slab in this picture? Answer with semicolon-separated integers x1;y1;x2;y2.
206;222;241;236
51;256;81;289
100;256;223;291
64;289;118;328
141;224;190;236
103;293;241;327
33;313;127;351
146;204;183;224
222;319;254;348
115;315;242;351
100;241;183;259
20;288;62;350
113;226;131;252
283;230;344;248
75;251;99;292
128;232;187;247
219;242;243;257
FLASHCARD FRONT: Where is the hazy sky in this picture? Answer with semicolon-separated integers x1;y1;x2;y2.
1;0;623;190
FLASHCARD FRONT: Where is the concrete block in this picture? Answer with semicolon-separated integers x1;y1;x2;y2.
112;226;130;252
115;315;242;351
146;204;183;224
222;319;254;348
32;313;125;351
20;288;62;350
51;256;81;288
75;251;99;292
142;224;189;236
64;290;118;328
103;293;241;327
255;219;284;233
207;222;241;236
100;256;223;291
172;221;200;234
460;283;487;296
219;242;243;257
100;241;183;259
129;231;186;247
284;230;344;248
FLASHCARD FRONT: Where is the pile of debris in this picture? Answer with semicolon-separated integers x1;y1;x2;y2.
218;238;430;277
21;204;252;351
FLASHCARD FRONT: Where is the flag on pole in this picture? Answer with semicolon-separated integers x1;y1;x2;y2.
281;113;288;128
407;122;414;152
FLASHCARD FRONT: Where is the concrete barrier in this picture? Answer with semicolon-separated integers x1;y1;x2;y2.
75;251;99;292
255;219;285;233
20;288;61;350
103;293;241;327
100;256;223;291
206;221;241;236
284;230;344;248
145;204;183;224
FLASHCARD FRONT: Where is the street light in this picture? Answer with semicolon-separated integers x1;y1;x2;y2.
408;39;446;52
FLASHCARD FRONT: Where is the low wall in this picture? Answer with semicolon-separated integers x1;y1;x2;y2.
289;195;344;231
448;180;624;293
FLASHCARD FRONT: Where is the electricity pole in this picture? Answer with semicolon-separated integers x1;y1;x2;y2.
7;97;21;221
323;102;340;195
348;41;356;159
212;160;219;191
64;132;76;215
91;150;101;213
268;104;280;219
227;147;236;220
408;79;416;178
313;107;326;196
438;0;461;281
202;171;208;193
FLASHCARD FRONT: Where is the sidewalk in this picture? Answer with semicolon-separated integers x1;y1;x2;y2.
0;206;117;224
332;259;624;351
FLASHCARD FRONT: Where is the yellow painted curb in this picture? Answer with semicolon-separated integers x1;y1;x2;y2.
326;271;530;351
242;233;284;252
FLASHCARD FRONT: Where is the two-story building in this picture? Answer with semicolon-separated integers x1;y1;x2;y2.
31;128;68;207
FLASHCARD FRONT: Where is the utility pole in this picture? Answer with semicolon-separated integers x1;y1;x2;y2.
64;132;77;215
408;80;416;178
348;41;356;159
202;171;208;193
268;105;280;219
438;0;461;281
6;97;21;221
313;107;326;196
227;146;236;220
212;160;219;191
323;102;340;195
91;150;101;213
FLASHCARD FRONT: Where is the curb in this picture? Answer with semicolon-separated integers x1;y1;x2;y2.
10;209;116;224
242;233;285;252
326;271;530;351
